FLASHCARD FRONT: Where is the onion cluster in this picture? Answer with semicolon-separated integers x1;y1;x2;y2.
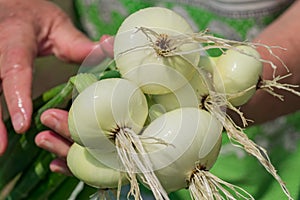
67;7;295;200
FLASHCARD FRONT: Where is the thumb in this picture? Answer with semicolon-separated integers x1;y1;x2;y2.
99;34;114;58
49;17;112;63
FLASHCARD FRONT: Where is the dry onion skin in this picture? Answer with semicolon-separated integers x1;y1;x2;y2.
67;6;300;200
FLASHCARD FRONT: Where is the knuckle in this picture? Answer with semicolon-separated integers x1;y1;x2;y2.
50;8;72;32
0;50;30;80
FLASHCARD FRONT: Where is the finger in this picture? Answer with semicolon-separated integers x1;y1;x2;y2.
40;108;71;140
35;130;72;158
50;158;72;176
0;24;37;133
49;14;113;63
0;106;7;155
77;35;115;68
99;34;114;58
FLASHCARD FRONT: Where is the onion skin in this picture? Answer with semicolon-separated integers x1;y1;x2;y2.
213;46;263;106
151;71;208;113
67;143;128;189
198;55;220;75
141;107;223;192
114;7;200;94
68;78;148;150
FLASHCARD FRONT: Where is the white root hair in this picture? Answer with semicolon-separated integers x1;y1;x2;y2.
189;168;254;200
202;80;294;200
259;73;300;100
131;27;288;78
115;127;169;200
116;26;298;200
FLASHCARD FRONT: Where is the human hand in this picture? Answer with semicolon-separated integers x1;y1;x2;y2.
241;0;300;124
35;108;73;176
0;0;113;154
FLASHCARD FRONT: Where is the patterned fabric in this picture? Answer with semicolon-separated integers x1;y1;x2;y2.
74;1;300;199
74;0;294;40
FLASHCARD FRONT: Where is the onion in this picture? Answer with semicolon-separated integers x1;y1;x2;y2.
141;107;222;193
198;55;219;75
68;78;148;150
67;6;299;199
213;45;263;106
68;78;170;200
114;7;200;94
150;70;208;112
67;143;128;189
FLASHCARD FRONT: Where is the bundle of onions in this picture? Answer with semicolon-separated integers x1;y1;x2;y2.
68;78;171;199
66;6;300;200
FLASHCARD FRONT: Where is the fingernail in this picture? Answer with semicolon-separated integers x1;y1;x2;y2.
41;112;57;125
41;114;50;125
56;166;72;176
100;35;113;45
41;113;58;130
12;112;25;133
41;139;53;150
99;34;110;42
50;161;72;176
36;134;53;150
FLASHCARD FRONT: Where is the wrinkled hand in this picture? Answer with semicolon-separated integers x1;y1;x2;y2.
35;108;73;175
0;0;113;154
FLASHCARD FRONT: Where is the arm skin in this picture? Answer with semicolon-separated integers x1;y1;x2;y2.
38;1;300;175
0;0;112;155
242;0;300;124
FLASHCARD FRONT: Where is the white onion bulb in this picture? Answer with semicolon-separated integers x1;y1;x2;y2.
67;143;128;188
151;71;208;112
68;78;148;153
141;107;222;192
114;7;200;94
213;46;263;106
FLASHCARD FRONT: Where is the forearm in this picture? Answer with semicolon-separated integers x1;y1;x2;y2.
242;0;300;124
